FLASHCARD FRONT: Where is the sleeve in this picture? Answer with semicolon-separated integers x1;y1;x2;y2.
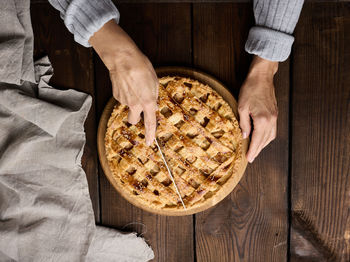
48;0;120;48
245;0;304;62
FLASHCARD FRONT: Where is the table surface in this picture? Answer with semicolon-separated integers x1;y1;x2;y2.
31;2;350;261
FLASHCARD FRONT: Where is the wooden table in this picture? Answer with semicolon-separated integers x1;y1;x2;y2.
30;1;350;261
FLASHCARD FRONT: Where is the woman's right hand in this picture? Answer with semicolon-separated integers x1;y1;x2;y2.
89;20;159;146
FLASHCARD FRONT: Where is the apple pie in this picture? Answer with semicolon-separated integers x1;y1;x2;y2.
105;76;243;211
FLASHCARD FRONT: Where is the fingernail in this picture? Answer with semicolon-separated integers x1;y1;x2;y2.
243;132;247;139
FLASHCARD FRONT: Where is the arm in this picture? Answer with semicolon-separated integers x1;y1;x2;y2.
48;0;120;47
48;0;158;145
89;21;158;146
240;0;304;163
245;0;304;62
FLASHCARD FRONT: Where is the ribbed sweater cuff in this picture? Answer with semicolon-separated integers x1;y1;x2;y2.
245;26;295;62
64;0;120;47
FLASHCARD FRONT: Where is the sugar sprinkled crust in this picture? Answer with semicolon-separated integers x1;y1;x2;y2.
105;76;243;210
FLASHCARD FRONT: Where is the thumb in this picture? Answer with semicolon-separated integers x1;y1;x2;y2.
238;106;251;139
128;104;143;125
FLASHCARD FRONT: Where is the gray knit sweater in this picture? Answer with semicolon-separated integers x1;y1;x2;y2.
48;0;304;62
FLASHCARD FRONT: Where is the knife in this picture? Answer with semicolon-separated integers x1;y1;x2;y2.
154;138;187;210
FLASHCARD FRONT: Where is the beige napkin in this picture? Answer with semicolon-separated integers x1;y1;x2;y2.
0;1;154;261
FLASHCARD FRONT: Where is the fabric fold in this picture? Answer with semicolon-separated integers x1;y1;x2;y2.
245;0;304;61
0;56;154;262
245;26;295;62
0;1;154;261
0;0;35;84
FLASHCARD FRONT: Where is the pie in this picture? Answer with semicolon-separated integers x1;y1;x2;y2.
105;76;243;211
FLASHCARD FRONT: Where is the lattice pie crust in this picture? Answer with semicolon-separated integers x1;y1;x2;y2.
105;76;243;210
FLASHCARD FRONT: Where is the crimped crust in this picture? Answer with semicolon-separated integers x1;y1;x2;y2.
105;76;243;210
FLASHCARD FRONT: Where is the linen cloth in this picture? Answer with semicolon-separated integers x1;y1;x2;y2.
0;1;154;261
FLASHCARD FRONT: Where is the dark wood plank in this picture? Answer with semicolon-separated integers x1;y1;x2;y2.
291;3;350;261
31;0;350;4
94;4;194;261
193;3;290;261
111;0;350;2
30;3;100;222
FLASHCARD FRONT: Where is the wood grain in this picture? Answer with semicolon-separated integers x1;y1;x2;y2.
30;2;350;261
31;0;350;4
193;4;290;261
291;3;350;261
112;0;350;2
95;4;194;261
30;3;100;222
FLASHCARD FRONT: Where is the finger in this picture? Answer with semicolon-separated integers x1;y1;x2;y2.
128;105;143;125
258;119;277;155
246;125;265;163
153;79;159;110
112;86;120;101
143;103;157;146
110;73;121;101
119;91;128;106
155;81;159;100
238;106;251;139
253;114;277;158
147;77;159;105
263;126;277;148
252;129;271;160
113;85;127;105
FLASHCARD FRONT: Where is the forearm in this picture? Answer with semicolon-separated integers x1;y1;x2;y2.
88;20;158;145
245;0;304;61
88;20;141;72
48;0;120;47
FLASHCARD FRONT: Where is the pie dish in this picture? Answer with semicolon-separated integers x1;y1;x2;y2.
99;67;248;216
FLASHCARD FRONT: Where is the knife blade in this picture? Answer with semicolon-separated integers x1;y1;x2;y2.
154;138;186;210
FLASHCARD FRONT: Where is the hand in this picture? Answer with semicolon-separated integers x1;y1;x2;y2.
89;20;158;146
238;56;279;163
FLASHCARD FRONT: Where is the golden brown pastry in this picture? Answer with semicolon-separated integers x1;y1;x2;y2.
105;76;243;210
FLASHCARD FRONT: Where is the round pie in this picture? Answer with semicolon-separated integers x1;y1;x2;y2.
105;76;243;213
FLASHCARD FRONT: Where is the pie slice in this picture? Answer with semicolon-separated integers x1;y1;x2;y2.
105;76;243;211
